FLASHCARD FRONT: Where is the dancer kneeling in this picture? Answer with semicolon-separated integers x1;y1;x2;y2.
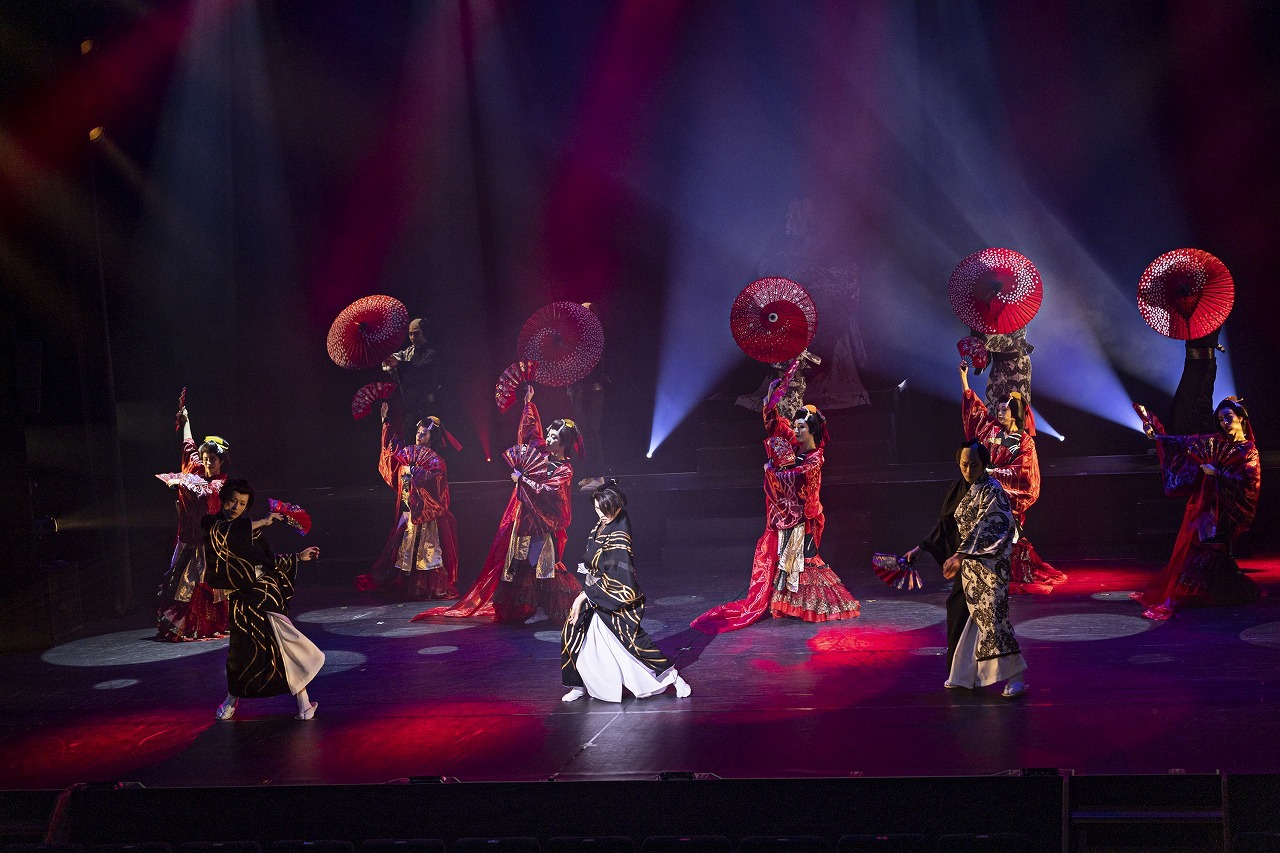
944;441;1028;697
692;359;860;634
204;479;324;720
561;482;690;702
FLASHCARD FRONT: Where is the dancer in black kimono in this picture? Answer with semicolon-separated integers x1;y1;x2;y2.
204;479;324;720
561;482;691;702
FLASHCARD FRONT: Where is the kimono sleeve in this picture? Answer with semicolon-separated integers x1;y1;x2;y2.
962;388;993;443
1154;434;1206;497
203;515;261;591
378;422;404;487
517;400;544;446
957;484;1014;563
584;526;641;613
1216;442;1262;537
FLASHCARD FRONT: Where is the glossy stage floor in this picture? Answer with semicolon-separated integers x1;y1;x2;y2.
3;545;1280;790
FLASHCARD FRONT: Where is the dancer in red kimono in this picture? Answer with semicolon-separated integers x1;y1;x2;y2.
692;361;861;634
414;386;582;624
959;361;1066;594
355;404;459;600
1132;397;1261;620
156;406;230;641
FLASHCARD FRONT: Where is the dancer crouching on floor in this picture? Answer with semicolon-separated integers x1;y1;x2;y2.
416;385;582;624
945;440;1028;697
561;482;690;702
204;479;324;720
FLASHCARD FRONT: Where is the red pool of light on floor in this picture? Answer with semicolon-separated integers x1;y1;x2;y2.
311;701;549;781
0;709;213;787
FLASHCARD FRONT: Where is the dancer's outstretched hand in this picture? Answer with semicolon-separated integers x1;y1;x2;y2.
903;546;921;565
299;546;320;561
525;384;536;404
942;553;961;579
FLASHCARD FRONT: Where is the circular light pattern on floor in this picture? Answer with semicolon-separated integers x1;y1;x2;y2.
911;646;947;656
418;645;458;655
1015;613;1155;642
653;595;702;606
315;649;367;675
857;600;948;632
93;678;141;689
1091;591;1140;601
296;603;473;638
534;631;562;643
1240;622;1280;650
296;603;438;624
1128;653;1176;664
42;629;226;667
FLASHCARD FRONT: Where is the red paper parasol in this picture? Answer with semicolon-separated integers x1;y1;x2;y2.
1137;248;1234;340
503;443;552;480
730;277;817;363
518;302;604;387
393;444;437;469
267;498;312;535
872;553;924;592
957;337;990;373
351;382;398;420
495;360;540;413
948;248;1043;334
327;295;409;370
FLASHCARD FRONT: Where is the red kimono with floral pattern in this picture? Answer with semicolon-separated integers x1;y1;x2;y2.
691;391;860;634
156;438;228;641
962;389;1066;593
1134;432;1262;618
356;422;459;599
414;400;580;622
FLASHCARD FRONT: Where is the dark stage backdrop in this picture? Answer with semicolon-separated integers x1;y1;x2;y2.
3;1;1279;623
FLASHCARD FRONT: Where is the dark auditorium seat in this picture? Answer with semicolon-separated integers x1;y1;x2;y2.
452;840;539;853
546;838;634;853
836;836;929;852
740;837;828;853
359;841;446;853
640;838;732;853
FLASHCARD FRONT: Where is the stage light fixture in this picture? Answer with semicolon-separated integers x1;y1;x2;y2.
88;127;105;141
80;38;96;55
896;379;907;392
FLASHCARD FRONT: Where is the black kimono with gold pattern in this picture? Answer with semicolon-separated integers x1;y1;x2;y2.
562;511;672;686
203;513;301;699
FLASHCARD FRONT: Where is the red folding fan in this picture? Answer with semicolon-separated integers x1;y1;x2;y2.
351;382;398;420
1137;248;1234;340
730;277;817;363
393;444;438;469
495;360;539;412
503;443;552;480
957;337;990;373
948;248;1043;334
872;553;924;592
518;302;604;387
267;499;312;535
326;295;409;370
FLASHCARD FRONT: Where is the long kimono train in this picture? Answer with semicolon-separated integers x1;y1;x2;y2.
356;421;459;600
415;399;580;623
204;514;324;699
561;511;681;701
1132;430;1261;619
692;380;860;634
948;475;1027;688
962;388;1066;594
156;438;228;641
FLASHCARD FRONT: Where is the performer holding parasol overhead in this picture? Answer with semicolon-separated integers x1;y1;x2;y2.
693;279;861;633
949;248;1064;594
354;402;461;600
416;303;601;624
1131;249;1260;620
155;393;231;642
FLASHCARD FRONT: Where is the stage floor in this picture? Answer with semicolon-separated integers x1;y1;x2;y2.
4;555;1280;789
